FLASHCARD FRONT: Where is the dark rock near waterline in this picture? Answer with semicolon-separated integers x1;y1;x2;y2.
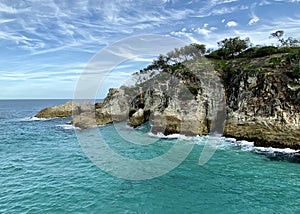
254;150;300;163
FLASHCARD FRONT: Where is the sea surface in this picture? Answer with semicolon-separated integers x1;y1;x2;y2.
1;99;300;213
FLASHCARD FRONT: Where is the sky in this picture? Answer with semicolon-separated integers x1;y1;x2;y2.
0;0;300;99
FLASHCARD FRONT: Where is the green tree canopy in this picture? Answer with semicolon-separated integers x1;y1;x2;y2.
217;37;250;58
166;43;206;63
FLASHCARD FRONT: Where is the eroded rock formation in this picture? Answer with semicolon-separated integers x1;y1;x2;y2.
35;58;300;149
224;70;300;149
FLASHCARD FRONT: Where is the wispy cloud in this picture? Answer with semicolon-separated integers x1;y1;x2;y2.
0;2;30;14
0;0;300;98
259;0;272;6
0;18;16;24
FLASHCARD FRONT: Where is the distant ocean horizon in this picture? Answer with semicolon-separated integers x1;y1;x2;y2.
1;99;300;213
0;98;104;102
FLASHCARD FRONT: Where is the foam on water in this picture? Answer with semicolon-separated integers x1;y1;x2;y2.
221;138;300;162
147;132;198;141
227;138;300;154
16;113;300;159
56;124;81;130
146;132;299;156
18;116;56;122
253;146;300;154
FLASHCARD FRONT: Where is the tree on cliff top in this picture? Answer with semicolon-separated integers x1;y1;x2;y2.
270;30;284;44
217;37;250;59
167;43;206;63
270;30;300;47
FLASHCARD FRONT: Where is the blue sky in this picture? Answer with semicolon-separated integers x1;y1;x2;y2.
0;0;299;99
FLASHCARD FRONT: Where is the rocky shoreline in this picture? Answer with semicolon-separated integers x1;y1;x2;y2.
35;56;300;150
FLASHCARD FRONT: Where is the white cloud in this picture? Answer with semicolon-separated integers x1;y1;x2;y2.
226;21;238;27
0;0;195;56
194;27;211;36
170;31;191;37
259;0;271;6
248;16;260;25
209;3;248;16
1;0;300;99
211;6;238;15
222;0;238;3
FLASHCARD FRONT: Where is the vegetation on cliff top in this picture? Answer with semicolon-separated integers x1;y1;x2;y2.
207;30;300;79
126;30;300;96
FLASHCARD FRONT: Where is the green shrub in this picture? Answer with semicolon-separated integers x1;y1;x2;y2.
239;47;259;58
254;46;278;57
206;50;222;59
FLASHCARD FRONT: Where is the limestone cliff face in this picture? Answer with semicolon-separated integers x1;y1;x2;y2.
69;67;226;135
71;88;131;128
125;68;225;136
224;70;300;149
143;88;210;136
35;58;300;149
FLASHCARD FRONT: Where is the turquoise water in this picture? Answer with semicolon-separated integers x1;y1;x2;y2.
1;100;300;213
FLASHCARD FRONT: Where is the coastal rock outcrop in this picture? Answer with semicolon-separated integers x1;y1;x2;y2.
35;57;300;149
60;67;225;134
35;101;96;119
35;101;79;118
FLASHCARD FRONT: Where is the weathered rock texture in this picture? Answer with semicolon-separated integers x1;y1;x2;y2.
35;101;79;118
35;57;300;149
224;70;300;149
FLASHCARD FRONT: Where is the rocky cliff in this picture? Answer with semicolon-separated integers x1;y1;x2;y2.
35;56;300;149
223;59;300;149
68;67;225;135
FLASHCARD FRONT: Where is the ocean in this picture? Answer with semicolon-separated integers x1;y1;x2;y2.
1;100;300;213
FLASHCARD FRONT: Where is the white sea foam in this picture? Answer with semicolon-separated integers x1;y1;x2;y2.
253;146;299;154
56;124;81;130
19;116;53;122
147;132;198;141
225;138;300;154
235;140;255;152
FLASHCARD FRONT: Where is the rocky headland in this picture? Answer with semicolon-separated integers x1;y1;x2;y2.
35;43;300;149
